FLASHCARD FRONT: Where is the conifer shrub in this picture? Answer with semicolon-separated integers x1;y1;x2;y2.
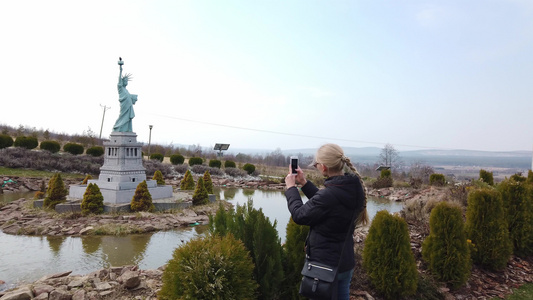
150;153;164;162
192;177;209;205
188;157;203;166
479;169;494;186
81;183;104;215
209;200;284;300
33;191;45;199
39;140;61;153
86;146;104;157
224;160;236;168
169;153;185;165
14;136;38;150
381;169;392;178
497;176;533;257
363;210;418;299
180;170;195;190
43;173;68;209
242;163;256;175
152;170;165;185
0;134;14;149
158;234;257;300
63;142;84;155
465;188;512;270
130;180;154;212
209;159;222;168
282;217;310;300
422;202;471;288
203;170;214;194
527;170;533;185
81;174;92;184
429;173;446;186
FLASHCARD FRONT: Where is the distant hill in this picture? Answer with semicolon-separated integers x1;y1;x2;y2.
226;146;532;169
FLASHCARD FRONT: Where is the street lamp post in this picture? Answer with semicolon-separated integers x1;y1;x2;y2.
148;125;153;158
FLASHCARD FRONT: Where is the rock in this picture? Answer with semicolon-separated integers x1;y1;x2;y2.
49;289;71;300
93;282;112;291
0;286;33;300
71;290;86;300
79;226;93;235
119;271;141;289
32;284;55;296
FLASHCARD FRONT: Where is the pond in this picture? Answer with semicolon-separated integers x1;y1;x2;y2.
0;188;403;291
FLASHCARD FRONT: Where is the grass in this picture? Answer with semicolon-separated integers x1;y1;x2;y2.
496;283;533;300
0;166;84;179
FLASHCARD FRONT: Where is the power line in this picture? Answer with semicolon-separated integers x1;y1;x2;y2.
147;113;451;151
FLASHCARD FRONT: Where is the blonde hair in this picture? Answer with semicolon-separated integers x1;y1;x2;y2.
315;143;369;226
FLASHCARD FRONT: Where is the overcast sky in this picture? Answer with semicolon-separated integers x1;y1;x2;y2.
1;0;532;153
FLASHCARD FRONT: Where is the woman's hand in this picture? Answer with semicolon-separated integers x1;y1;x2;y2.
285;166;307;188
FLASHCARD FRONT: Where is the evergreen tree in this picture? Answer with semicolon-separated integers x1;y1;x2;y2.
422;202;471;288
465;188;512;270
159;234;257;300
497;176;533;257
363;210;418;299
153;170;165;185
81;174;92;185
43;173;68;209
479;169;494;186
180;169;195;190
81;183;104;215
192;177;209;205
209;199;284;300
203;170;214;194
130;180;155;212
282;217;309;300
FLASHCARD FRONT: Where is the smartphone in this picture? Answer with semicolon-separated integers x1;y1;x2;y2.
290;156;298;174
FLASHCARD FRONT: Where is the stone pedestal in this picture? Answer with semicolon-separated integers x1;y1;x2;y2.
69;131;173;204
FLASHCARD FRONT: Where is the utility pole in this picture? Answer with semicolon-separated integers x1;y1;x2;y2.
148;125;153;157
99;104;111;139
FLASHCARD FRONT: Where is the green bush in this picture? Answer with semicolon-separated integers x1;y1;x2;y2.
422;202;471;288
180;170;195;190
371;177;393;189
81;183;104;215
170;154;185;165
224;160;236;168
43;173;68;209
63;142;84;155
150;153;164;162
479;169;494;186
152;170;165;185
363;210;418;299
380;169;392;178
0;134;14;149
188;157;203;166
497;176;533;257
14;136;38;150
86;146;104;157
242;163;256;175
465;188;512;270
39;140;61;153
429;173;446;186
159;234;257;300
130;180;154;212
209;200;284;299
203;171;214;194
282;217;310;300
527;170;533;185
192;177;209;205
209;159;222;168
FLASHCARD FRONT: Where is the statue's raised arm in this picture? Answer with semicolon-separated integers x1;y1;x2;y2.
112;57;138;132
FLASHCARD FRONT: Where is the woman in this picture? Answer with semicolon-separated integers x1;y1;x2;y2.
285;143;368;300
113;63;138;132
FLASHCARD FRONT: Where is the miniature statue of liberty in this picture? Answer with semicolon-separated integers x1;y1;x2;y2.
113;57;138;132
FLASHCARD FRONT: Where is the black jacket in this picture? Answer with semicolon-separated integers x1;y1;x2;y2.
285;173;365;272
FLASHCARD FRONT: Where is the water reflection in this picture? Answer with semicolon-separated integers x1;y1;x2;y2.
223;188;236;199
47;236;66;254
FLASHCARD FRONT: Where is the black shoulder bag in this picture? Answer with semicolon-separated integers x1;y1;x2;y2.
299;207;359;300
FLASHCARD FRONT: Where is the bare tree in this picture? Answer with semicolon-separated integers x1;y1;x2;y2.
378;143;401;169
